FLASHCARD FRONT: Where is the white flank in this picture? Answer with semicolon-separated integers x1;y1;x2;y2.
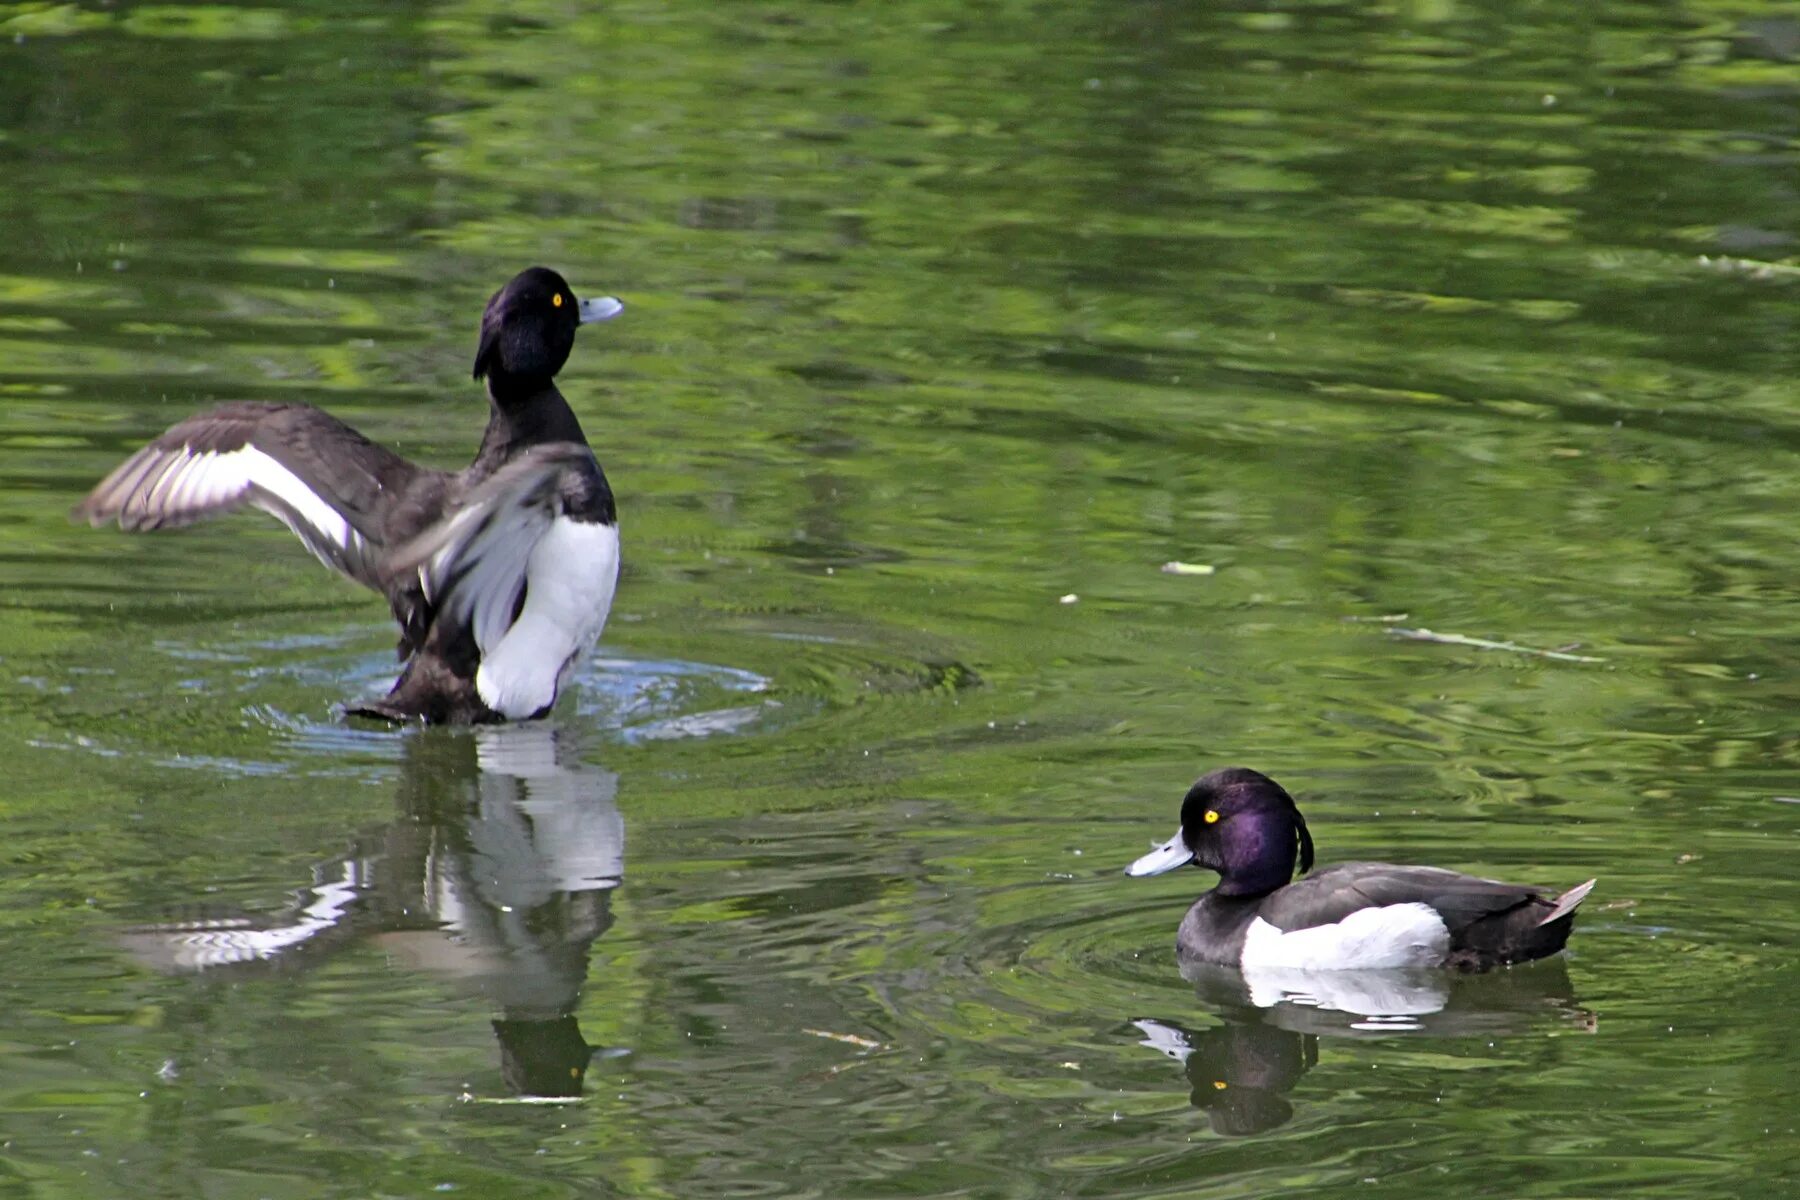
476;519;619;719
1239;903;1450;971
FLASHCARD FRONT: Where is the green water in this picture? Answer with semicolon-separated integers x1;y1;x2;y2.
2;0;1798;1195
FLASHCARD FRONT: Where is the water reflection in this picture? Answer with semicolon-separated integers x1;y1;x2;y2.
1134;1018;1316;1137
1136;961;1592;1135
121;725;622;1098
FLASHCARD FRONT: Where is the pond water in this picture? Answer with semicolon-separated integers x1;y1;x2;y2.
2;0;1798;1196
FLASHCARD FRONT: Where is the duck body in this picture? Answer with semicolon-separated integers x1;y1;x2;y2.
1130;768;1594;972
77;267;623;725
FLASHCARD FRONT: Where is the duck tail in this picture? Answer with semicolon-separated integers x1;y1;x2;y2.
1537;878;1596;927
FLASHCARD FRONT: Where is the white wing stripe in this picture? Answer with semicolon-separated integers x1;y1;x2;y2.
103;443;365;566
237;447;356;549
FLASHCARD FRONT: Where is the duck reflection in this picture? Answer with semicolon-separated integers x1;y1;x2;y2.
1134;1016;1316;1136
1135;960;1592;1135
120;725;622;1098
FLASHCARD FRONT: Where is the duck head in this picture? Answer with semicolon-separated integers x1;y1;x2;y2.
1126;766;1315;897
473;266;623;386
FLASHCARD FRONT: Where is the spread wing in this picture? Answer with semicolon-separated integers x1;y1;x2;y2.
75;401;428;590
383;442;601;655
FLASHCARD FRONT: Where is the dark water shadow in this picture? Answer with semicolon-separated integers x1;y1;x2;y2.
119;724;622;1099
1133;959;1593;1136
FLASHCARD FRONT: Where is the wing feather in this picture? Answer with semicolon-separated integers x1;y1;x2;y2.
1261;863;1538;935
76;402;426;590
384;442;597;655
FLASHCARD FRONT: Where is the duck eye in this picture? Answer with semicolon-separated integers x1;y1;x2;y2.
552;293;564;309
1203;809;1220;824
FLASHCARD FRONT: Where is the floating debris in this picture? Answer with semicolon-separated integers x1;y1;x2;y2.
1697;254;1800;283
1388;626;1604;663
803;1028;884;1051
1059;593;1079;604
1160;561;1216;576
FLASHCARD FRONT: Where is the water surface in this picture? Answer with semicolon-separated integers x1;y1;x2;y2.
1;1;1797;1197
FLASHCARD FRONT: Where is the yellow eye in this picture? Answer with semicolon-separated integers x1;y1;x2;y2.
552;293;564;308
1212;1080;1228;1090
1204;809;1220;824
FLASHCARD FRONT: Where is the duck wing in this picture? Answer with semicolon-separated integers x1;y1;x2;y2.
74;401;430;590
383;440;615;662
1259;863;1543;936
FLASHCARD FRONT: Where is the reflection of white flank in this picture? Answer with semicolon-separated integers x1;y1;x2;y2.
121;861;366;971
411;729;624;1017
475;724;564;777
1241;964;1450;1018
463;727;623;905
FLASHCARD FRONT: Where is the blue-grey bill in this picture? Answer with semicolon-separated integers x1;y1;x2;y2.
1126;831;1194;877
579;296;624;324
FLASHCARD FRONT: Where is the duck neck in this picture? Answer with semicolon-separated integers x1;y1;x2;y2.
1181;890;1267;964
476;374;589;467
1213;862;1290;899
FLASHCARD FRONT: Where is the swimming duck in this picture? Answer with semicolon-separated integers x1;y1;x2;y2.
1127;767;1594;971
76;266;623;724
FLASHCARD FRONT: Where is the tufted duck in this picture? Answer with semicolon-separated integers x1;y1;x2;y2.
76;266;623;724
1127;767;1595;971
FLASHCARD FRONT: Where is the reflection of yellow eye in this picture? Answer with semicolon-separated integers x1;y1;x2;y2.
553;293;564;308
1212;1080;1228;1090
1204;810;1220;824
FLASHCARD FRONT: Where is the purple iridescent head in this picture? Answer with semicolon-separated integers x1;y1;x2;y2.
1125;767;1315;897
